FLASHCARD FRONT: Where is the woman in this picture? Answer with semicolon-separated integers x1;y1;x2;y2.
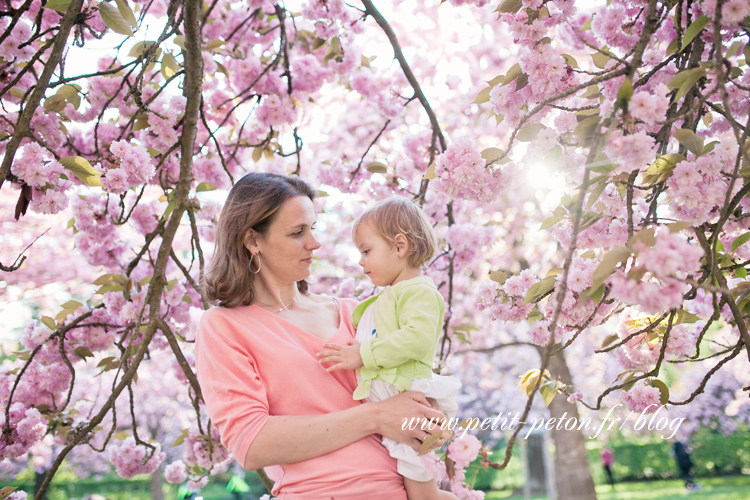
195;173;445;499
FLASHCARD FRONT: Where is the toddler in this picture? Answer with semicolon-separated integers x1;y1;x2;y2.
318;197;461;500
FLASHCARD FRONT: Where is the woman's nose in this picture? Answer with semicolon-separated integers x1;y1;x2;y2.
307;232;321;250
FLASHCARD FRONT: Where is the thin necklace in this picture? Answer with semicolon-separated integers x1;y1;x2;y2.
255;294;295;313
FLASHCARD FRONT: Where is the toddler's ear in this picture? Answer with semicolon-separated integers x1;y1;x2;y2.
394;233;409;257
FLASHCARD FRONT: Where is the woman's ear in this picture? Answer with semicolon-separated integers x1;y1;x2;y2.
394;233;410;258
244;230;259;255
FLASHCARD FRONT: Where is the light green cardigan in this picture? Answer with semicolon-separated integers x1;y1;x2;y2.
352;276;445;400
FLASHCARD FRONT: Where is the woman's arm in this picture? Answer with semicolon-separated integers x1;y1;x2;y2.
243;392;445;470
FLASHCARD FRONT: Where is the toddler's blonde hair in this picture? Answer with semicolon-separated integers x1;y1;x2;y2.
353;197;438;268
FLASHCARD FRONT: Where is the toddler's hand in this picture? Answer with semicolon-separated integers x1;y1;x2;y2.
317;340;363;371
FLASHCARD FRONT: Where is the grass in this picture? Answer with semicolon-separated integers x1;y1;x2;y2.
483;475;750;500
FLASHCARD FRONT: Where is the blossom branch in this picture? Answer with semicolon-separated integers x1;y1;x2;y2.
0;0;84;192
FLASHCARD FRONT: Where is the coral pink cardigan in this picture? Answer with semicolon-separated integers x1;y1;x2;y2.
195;298;407;500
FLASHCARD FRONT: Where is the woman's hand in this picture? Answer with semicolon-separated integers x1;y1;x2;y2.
371;392;448;453
317;340;364;371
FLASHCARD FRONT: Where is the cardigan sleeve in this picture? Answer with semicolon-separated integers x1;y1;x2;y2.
194;309;271;465
360;282;443;371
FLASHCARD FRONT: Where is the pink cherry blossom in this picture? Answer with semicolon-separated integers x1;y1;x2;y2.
108;437;165;479
164;460;188;484
620;382;663;414
447;434;481;468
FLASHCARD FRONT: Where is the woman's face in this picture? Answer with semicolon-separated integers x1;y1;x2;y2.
248;195;320;284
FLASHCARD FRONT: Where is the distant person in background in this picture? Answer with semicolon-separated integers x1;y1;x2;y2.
673;441;700;491
600;447;615;489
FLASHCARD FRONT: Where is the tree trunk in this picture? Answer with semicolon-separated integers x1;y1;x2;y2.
547;350;598;500
151;468;164;500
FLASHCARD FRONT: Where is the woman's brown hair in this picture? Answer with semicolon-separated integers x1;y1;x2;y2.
203;173;316;308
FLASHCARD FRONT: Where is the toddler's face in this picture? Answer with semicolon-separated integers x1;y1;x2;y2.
353;222;403;287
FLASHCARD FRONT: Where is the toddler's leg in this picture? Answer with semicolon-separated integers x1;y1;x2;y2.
403;477;458;500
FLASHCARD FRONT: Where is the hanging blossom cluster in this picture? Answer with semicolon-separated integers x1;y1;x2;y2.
100;140;156;195
162;426;232;490
108;437;166;478
478;257;617;346
620;381;663;414
432;138;509;203
666;139;741;225
615;308;701;372
609;227;704;314
0;403;47;460
422;434;485;500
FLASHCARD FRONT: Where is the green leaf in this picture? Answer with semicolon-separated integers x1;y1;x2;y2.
61;300;83;310
545;267;563;278
665;39;679;56
601;334;619;348
98;2;133;36
205;39;225;50
514;73;529;91
674;309;700;324
539;381;557;407
42;0;71;12
616;77;633;109
540;215;564;230
366;162;387;174
591;246;632;288
736;267;747;279
646;154;686;175
495;0;522;14
731;232;750;252
523;276;556;304
649;379;670;405
74;346;95;360
561;54;579;68
673;128;705;156
591;51;611;69
115;0;138;29
161;52;179;79
96;283;125;294
171;432;188;447
667;221;693;233
196;182;217;192
173;35;186;50
681;15;710;51
423;163;436;180
573;115;600;148
418;431;443;456
668;67;706;101
628;226;656;249
744;44;750;66
580;18;592;30
516;123;546;142
60;156;102;187
480;147;504;162
502;63;522;86
312;37;326;51
489;270;507;284
41;316;56;331
587;181;608;210
473;86;492;104
580;283;605;304
0;487;19;499
128;41;158;58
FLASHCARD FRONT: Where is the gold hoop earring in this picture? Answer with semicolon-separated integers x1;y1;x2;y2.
250;253;262;274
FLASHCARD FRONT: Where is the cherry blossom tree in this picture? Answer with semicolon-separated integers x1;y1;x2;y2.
2;0;750;499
